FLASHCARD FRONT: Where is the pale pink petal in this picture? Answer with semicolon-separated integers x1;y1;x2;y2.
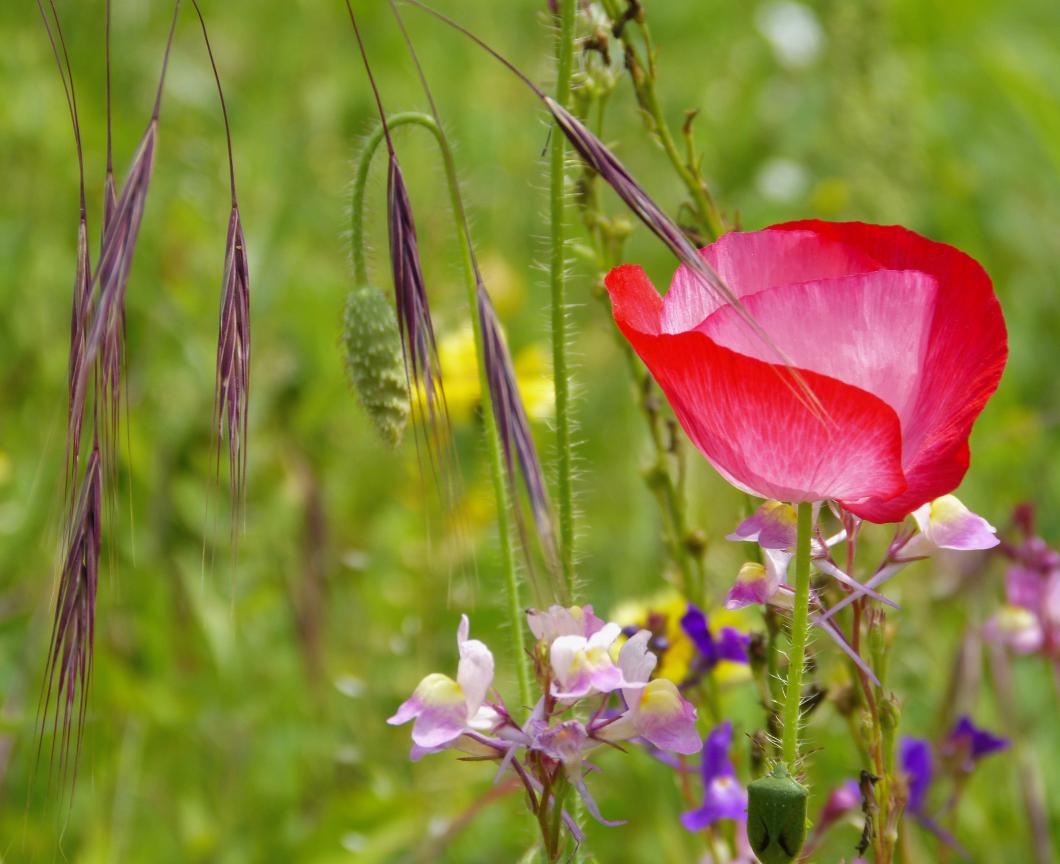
617;629;657;698
401;673;468;748
456;615;494;716
631;679;702;755
727;500;798;549
917;496;999;551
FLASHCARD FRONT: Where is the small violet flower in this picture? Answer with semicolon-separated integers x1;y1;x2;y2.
680;604;750;670
942;715;1009;773
680;721;747;831
387;614;497;750
900;716;1008;854
899;737;934;815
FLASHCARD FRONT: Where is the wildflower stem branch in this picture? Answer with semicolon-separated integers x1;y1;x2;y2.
349;110;533;707
782;501;813;765
551;0;577;599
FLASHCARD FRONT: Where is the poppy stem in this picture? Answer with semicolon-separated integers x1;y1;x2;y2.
782;501;813;766
551;0;577;601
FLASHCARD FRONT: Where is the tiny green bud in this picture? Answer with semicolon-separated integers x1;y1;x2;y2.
342;285;410;447
879;693;901;732
746;764;808;864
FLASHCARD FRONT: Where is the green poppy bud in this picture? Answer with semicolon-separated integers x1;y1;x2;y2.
746;763;808;864
342;285;410;447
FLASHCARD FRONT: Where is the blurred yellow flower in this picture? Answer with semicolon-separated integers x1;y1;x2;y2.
612;590;753;686
431;324;554;424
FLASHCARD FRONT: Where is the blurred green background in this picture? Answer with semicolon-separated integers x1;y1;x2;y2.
1;0;1059;861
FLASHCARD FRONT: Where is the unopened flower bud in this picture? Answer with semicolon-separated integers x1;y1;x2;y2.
746;763;808;863
343;285;410;447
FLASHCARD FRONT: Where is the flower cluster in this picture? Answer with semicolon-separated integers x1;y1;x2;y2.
388;606;702;848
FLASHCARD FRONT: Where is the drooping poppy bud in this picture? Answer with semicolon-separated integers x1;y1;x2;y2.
343;285;410;446
746;763;808;864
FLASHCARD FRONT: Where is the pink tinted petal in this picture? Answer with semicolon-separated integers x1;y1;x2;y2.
617;629;657;695
700;269;938;422
665;228;882;332
588;662;626;695
535;720;590;765
550;635;590;694
398;673;468;748
607;265;907;504
984;606;1043;655
527;604;606;642
727;501;798;549
1005;565;1043;609
388;693;423;727
456;616;494;716
588;621;622;651
634;680;702;755
920;496;999;550
726;562;778;609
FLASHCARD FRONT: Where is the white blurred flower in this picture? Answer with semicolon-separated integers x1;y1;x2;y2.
755;1;824;69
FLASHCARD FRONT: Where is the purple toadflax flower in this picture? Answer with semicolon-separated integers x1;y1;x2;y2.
680;721;748;831
680;604;750;678
900;715;1008;854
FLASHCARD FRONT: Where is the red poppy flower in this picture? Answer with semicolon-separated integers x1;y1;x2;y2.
605;221;1007;523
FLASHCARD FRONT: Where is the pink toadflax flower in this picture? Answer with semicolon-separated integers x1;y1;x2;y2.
387;615;496;749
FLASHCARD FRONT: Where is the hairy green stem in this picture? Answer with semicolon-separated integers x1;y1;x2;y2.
782;501;813;765
551;0;577;600
350;111;531;707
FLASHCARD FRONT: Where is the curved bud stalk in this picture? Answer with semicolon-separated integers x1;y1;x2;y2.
343;2;452;487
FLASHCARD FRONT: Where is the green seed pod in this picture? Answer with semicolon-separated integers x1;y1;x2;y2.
342;285;410;447
746;763;808;864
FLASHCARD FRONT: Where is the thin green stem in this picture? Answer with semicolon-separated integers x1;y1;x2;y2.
551;0;577;600
350;111;531;707
611;13;725;241
782;501;813;766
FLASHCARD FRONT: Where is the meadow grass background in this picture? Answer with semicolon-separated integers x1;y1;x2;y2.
1;0;1059;861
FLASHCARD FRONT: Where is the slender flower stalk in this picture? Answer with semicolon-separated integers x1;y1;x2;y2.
782;502;813;765
550;0;577;598
34;0;90;493
192;0;252;529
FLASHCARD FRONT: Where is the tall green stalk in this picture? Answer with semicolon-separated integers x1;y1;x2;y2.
350;112;531;708
551;0;577;600
782;501;813;765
